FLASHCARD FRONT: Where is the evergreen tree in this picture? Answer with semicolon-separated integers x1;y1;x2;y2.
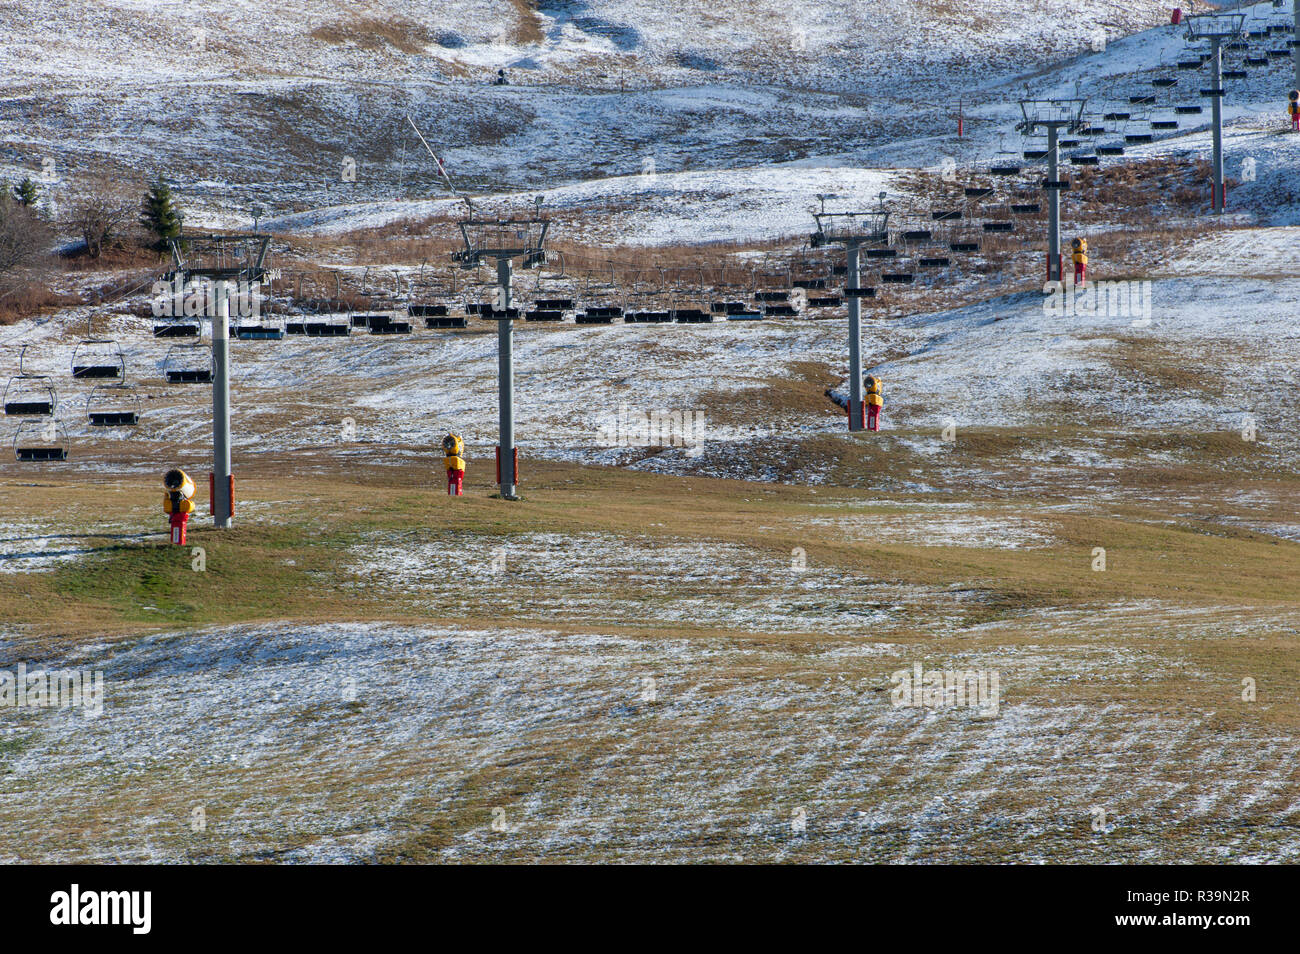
14;178;38;206
140;175;183;249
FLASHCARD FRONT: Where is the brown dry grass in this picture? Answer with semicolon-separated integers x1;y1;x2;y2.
309;18;435;56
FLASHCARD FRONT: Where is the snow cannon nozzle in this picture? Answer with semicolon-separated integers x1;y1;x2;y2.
164;468;195;497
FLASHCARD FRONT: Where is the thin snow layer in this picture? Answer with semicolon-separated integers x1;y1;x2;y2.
801;508;1056;549
870;268;1300;439
0;522;100;574
347;529;966;635
0;1;1172;92
264;164;900;246
2;620;1296;863
1161;227;1300;279
0;516;166;574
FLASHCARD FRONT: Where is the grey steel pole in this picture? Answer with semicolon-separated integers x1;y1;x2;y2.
846;240;863;432
1047;124;1062;284
497;256;516;498
212;280;233;528
1211;36;1224;213
1294;0;1300;97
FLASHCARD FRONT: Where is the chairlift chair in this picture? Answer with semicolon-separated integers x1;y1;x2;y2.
989;136;1022;176
982;197;1016;233
14;419;69;462
71;339;125;380
366;313;413;334
153;318;202;338
949;221;981;252
1078;112;1107;136
304;315;353;336
235;315;286;340
3;374;56;416
410;303;466;329
1125;106;1155;144
163;343;213;384
672;302;715;323
86;383;140;427
576;304;622;324
4;348;56;415
1022;128;1050;159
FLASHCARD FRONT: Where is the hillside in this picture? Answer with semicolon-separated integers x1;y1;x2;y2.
2;2;1300;868
2;1;1171;218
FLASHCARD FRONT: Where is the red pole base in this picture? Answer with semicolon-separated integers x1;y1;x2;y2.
208;473;235;517
169;512;190;546
494;448;519;486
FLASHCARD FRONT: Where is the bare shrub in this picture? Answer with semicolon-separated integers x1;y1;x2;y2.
70;175;141;258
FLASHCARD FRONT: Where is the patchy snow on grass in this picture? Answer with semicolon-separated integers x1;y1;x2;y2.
347;530;962;635
798;504;1056;549
3;619;1295;863
0;523;97;574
